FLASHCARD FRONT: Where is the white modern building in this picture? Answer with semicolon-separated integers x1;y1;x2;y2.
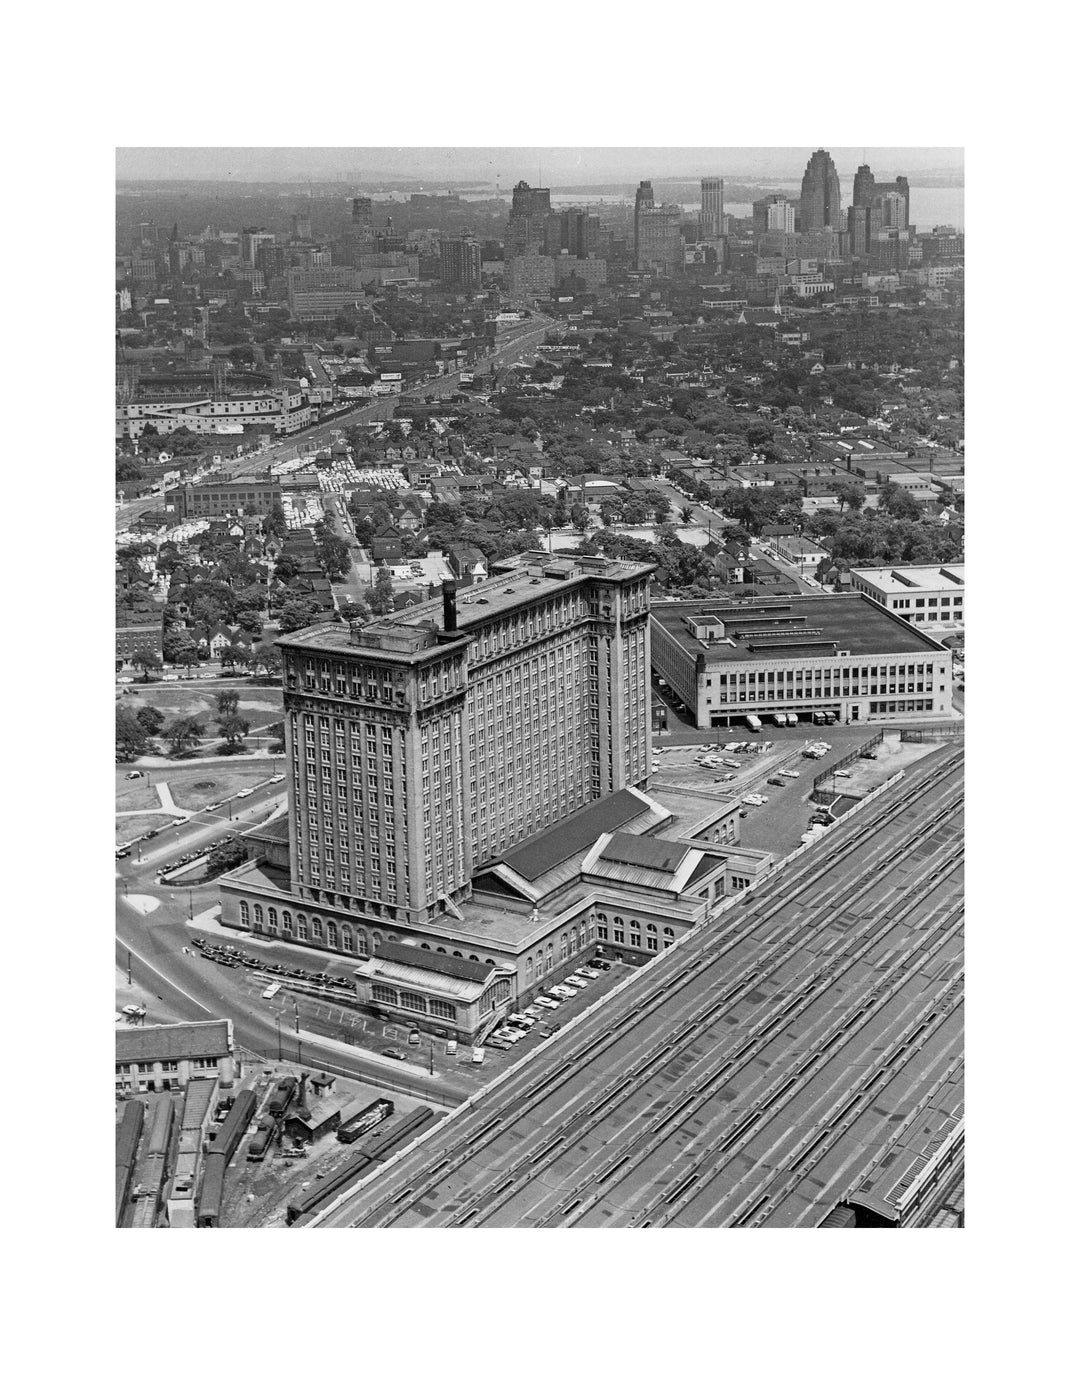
849;565;965;627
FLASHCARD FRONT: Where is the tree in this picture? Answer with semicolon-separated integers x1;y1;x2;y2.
878;483;922;521
253;644;282;677
235;609;263;634
116;707;149;762
135;706;165;736
232;646;253;675
214;689;240;717
829;481;865;514
268;721;286;754
163;719;203;758
278;598;319;633
680;505;694;525
366;567;395;616
162;630;197;664
219;646;237;674
217;714;250;753
206;838;248;879
131;650;162;682
570;504;590;533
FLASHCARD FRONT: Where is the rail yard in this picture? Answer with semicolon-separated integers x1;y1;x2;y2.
310;745;964;1228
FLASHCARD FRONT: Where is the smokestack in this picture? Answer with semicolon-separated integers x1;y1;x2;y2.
442;579;458;633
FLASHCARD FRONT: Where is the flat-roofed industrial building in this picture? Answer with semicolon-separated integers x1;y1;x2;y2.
650;593;952;729
849;565;965;627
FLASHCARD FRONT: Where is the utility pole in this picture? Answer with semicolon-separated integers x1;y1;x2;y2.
276;1011;283;1061
127;950;132;986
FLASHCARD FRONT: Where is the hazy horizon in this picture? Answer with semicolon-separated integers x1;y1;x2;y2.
116;147;964;187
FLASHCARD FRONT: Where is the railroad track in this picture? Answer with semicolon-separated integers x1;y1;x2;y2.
341;753;963;1228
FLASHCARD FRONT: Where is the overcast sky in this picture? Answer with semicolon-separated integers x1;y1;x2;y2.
116;147;963;185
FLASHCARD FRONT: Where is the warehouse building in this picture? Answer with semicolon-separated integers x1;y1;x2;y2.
849;565;965;627
650;593;952;729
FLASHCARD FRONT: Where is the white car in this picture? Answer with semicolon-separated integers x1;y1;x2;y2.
565;975;590;989
535;995;560;1010
834;769;852;778
206;802;221;811
235;788;254;798
742;794;768;807
779;769;800;779
574;967;600;980
551;984;579;998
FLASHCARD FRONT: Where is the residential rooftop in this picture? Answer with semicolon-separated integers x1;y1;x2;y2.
650;593;946;663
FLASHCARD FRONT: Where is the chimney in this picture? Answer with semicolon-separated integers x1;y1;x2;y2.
442;579;458;633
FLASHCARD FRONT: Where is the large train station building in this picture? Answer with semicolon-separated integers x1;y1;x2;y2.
220;553;770;1038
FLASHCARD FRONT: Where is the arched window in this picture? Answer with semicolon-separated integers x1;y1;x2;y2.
429;999;455;1021
282;910;293;934
646;923;658;952
356;929;368;956
342;926;353;953
311;916;323;941
485;958;495;965
452;950;463;959
297;915;308;940
629;919;641;948
546;942;554;971
436;947;447;955
267;907;278;931
239;901;250;927
421;943;430;950
253;904;263;928
662;926;675;949
559;933;568;960
526;956;534;982
568;928;577;954
371;931;381;949
327;920;337;948
468;953;479;961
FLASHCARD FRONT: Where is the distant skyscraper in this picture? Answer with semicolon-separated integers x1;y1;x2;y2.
753;195;795;239
700;177;724;237
799;149;843;231
507;180;552;256
634;181;683;271
292;211;312;241
440;235;482;290
852;164;910;228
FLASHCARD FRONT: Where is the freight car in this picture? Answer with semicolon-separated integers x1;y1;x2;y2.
287;1106;434;1226
207;1088;257;1164
115;1099;146;1228
196;1153;226;1228
336;1097;393;1144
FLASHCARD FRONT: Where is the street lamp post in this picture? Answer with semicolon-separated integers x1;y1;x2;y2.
276;1011;282;1062
127;950;132;986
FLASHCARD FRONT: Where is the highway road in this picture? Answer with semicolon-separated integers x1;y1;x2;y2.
311;744;964;1228
115;317;558;533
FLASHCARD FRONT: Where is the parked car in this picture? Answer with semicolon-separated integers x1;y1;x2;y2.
206;802;221;812
779;769;800;779
534;995;560;1010
381;1046;407;1060
834;769;852;778
767;777;786;787
565;975;590;989
574;967;600;981
125;770;142;780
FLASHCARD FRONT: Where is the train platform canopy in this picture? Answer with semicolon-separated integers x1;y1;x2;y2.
116;1019;233;1064
474;787;669;900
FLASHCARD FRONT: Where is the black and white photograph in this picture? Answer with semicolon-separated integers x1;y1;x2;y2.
111;143;966;1230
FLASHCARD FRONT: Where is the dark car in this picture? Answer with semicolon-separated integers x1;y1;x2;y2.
381;1047;407;1060
116;847;131;858
767;776;786;787
291;968;310;979
266;963;286;975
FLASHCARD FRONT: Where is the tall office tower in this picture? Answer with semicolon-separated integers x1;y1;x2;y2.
292;211;313;241
753;195;795;238
439;234;482;289
241;227;275;267
276;554;653;925
351;197;374;231
700;177;724;237
549;207;601;258
799;149;844;231
634;181;683;271
852;164;910;228
506;180;552;256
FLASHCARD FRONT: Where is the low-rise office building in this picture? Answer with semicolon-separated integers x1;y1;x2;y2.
115;1020;237;1095
650;594;952;728
849;565;965;626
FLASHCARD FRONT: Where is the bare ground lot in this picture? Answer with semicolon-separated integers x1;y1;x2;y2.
115;776;159;811
169;766;277;812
